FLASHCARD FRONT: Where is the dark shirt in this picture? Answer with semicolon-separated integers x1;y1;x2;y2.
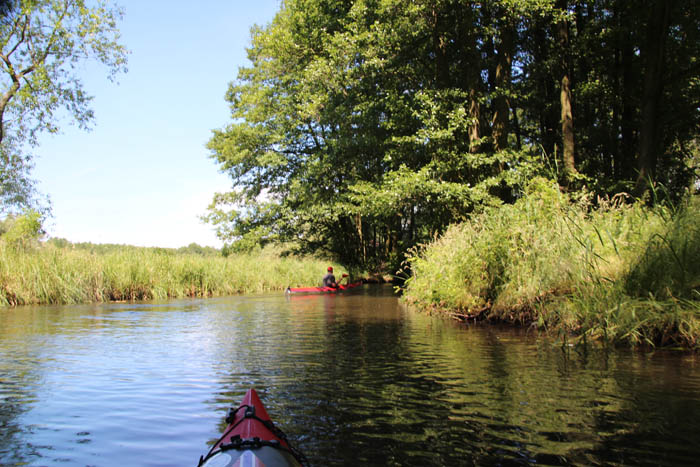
322;273;337;287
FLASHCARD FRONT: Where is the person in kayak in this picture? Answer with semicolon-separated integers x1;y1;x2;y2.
323;266;338;288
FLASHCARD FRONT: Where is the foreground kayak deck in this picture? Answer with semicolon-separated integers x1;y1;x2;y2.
198;389;307;467
286;281;363;294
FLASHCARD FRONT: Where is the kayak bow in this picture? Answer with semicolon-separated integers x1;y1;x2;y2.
198;388;306;467
285;281;363;294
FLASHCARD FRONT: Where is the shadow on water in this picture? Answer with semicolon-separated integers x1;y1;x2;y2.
1;286;699;466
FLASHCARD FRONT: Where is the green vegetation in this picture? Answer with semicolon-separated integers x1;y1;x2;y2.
0;0;128;215
402;178;700;349
0;240;345;306
205;0;699;273
0;1;698;350
0;209;43;248
201;0;698;349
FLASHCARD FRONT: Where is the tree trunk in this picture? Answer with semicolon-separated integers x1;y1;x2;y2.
491;14;514;152
356;213;366;264
611;0;637;181
431;4;449;89
468;87;482;152
560;74;575;176
531;20;558;158
635;0;671;196
457;2;484;153
557;0;576;179
512;105;522;150
620;35;636;181
613;0;638;182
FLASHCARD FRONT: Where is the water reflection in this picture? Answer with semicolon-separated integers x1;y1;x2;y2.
0;288;699;466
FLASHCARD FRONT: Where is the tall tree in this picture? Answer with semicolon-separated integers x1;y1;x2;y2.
208;0;699;270
634;0;670;195
489;3;515;152
612;0;639;181
556;0;576;179
0;0;128;214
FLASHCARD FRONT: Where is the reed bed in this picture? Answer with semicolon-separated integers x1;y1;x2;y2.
0;244;340;306
403;177;700;349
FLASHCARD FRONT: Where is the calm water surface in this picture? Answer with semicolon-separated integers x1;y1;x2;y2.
1;285;699;466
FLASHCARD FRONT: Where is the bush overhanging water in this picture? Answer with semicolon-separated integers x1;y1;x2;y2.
402;178;700;349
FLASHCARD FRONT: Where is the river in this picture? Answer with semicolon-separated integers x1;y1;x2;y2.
1;285;699;466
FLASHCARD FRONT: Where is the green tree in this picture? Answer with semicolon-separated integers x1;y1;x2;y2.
0;208;43;248
0;147;36;212
208;0;699;272
0;0;128;214
207;0;539;269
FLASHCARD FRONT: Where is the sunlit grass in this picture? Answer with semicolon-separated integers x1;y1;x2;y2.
0;244;341;306
403;178;700;349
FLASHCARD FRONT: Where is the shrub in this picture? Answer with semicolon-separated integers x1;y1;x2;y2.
403;178;700;349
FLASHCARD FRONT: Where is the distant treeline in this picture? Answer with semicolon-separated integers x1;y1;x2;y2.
45;238;222;257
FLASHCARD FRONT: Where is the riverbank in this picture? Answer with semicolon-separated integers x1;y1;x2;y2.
402;178;700;350
0;243;345;306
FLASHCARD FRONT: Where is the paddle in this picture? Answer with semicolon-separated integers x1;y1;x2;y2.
328;273;349;288
337;273;350;288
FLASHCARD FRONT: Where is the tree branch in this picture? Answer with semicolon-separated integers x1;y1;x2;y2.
35;0;72;67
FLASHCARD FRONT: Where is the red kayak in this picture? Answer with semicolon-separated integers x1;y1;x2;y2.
198;389;307;467
286;281;363;294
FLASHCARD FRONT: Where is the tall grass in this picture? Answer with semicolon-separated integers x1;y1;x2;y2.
0;244;342;306
402;178;700;349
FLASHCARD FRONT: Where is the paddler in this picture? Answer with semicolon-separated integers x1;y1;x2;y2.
322;266;338;288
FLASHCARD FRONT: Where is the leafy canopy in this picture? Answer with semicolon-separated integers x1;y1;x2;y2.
0;0;128;214
207;0;700;271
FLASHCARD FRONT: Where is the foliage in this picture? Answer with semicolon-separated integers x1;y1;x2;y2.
45;238;222;257
0;242;345;306
403;177;582;313
623;197;700;301
207;0;700;272
402;178;700;348
176;242;220;256
0;148;38;214
0;0;128;214
0;208;43;248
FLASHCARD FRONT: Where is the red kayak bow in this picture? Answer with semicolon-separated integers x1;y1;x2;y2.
198;389;307;467
286;281;363;294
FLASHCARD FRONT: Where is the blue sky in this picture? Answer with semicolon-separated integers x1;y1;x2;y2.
33;0;281;248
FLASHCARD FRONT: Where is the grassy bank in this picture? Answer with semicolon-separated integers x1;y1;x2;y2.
0;244;344;306
402;178;700;349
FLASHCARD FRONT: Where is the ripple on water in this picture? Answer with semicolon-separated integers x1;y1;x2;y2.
1;292;700;466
